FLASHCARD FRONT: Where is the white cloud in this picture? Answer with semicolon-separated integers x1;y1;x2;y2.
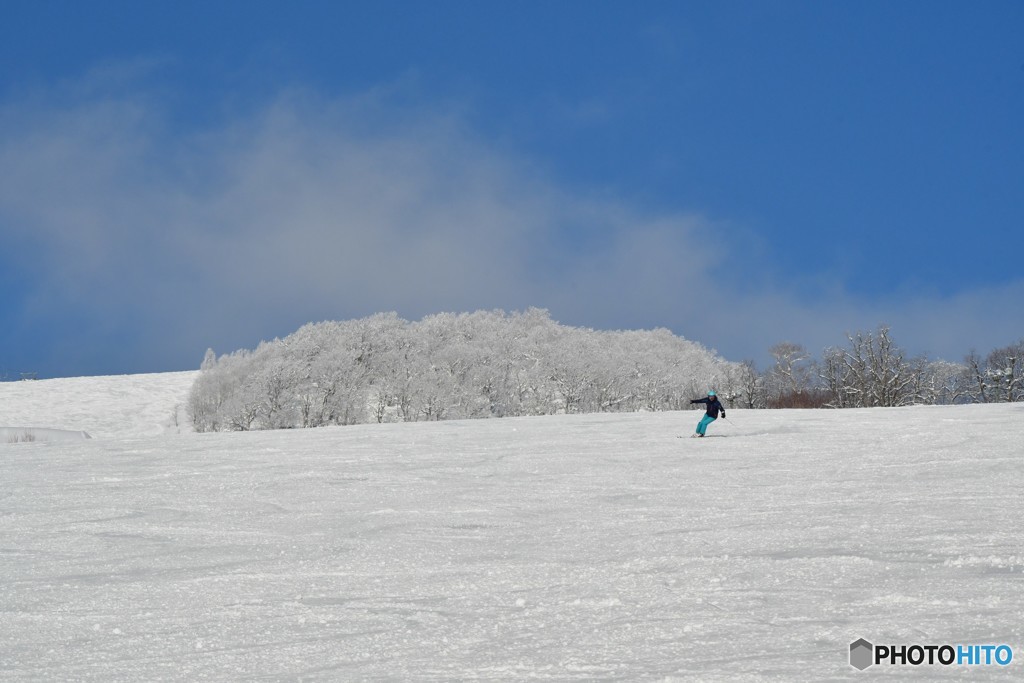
1;80;1020;372
0;85;719;368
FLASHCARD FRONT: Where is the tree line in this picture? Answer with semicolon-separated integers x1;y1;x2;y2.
738;326;1023;409
188;309;740;432
188;312;1022;432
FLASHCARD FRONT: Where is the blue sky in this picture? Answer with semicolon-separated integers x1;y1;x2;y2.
1;1;1022;378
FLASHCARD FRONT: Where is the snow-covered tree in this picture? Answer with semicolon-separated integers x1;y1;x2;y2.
918;359;969;405
732;360;765;409
188;309;740;431
764;342;825;407
766;343;812;400
860;327;915;406
188;348;260;431
817;326;918;408
984;341;1024;403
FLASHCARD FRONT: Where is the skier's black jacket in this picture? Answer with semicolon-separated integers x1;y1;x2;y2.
691;397;725;419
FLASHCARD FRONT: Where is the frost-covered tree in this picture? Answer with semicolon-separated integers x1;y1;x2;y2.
918;359;969;405
984;341;1024;403
819;346;851;408
545;326;598;414
851;326;917;406
254;350;300;429
767;343;810;395
293;322;368;427
962;350;990;403
732;360;765;409
960;342;1024;404
816;326;918;408
765;342;824;407
188;348;261;431
187;308;740;431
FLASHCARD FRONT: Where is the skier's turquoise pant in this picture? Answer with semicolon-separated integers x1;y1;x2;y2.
696;415;716;436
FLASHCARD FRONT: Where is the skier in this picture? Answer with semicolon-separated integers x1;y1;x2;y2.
690;390;725;437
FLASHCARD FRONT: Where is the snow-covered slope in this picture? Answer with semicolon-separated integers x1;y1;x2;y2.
0;371;196;438
0;373;1021;680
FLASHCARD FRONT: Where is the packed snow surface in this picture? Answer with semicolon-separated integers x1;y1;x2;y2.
1;373;1021;680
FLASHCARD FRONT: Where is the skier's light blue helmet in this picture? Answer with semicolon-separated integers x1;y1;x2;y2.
708;390;716;396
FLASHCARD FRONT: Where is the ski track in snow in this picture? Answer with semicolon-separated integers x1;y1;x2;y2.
1;374;1022;680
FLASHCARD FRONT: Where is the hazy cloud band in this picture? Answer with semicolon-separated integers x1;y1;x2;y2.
1;78;1020;374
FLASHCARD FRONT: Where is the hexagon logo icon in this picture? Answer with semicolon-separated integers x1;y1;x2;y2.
849;638;874;670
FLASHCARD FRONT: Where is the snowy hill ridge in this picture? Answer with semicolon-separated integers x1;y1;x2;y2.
0;371;197;439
